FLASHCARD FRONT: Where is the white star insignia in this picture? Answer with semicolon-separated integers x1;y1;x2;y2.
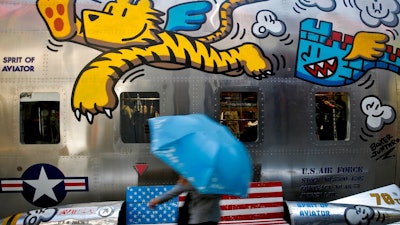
25;166;63;202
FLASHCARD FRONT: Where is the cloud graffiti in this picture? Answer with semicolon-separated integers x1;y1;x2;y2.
355;0;400;27
298;0;336;11
361;96;396;132
252;10;286;38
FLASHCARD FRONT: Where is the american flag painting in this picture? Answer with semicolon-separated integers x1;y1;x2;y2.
126;185;178;225
219;181;286;221
126;182;289;225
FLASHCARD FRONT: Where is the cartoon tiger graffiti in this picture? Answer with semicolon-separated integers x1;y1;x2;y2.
37;0;273;123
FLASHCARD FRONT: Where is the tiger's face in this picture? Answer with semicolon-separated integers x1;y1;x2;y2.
82;0;164;48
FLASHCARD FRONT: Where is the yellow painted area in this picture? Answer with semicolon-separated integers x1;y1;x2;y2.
345;32;389;61
2;213;22;225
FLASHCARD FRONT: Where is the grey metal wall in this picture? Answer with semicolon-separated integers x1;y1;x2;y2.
0;0;399;218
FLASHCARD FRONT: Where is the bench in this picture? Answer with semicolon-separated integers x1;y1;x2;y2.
126;181;289;225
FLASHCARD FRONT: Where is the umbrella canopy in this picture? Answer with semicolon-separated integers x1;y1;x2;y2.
148;114;252;197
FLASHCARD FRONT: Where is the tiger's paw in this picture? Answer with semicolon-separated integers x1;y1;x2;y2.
37;0;76;40
72;71;118;124
73;106;113;124
238;43;274;80
72;93;116;124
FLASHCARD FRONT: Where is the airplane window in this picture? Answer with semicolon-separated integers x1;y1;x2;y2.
315;92;349;141
220;92;258;142
120;92;160;143
20;92;60;144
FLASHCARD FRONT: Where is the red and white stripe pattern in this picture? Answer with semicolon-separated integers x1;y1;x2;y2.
0;180;23;192
180;181;289;225
0;178;88;192
64;178;89;191
219;218;289;225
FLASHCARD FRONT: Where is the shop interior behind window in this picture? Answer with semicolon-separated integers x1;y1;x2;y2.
315;92;349;141
20;92;60;144
220;92;258;142
120;92;160;143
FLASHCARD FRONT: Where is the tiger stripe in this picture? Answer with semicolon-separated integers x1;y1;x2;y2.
2;213;22;225
71;0;272;122
199;0;267;43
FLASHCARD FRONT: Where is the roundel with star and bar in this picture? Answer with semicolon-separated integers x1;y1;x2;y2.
0;163;88;207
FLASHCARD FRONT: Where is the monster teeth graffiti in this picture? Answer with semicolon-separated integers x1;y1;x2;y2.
304;57;338;78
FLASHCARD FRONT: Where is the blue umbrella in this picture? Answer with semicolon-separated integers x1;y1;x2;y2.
148;114;252;197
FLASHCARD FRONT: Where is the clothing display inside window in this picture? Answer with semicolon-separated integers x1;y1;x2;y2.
120;92;160;143
315;92;348;141
220;92;258;142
